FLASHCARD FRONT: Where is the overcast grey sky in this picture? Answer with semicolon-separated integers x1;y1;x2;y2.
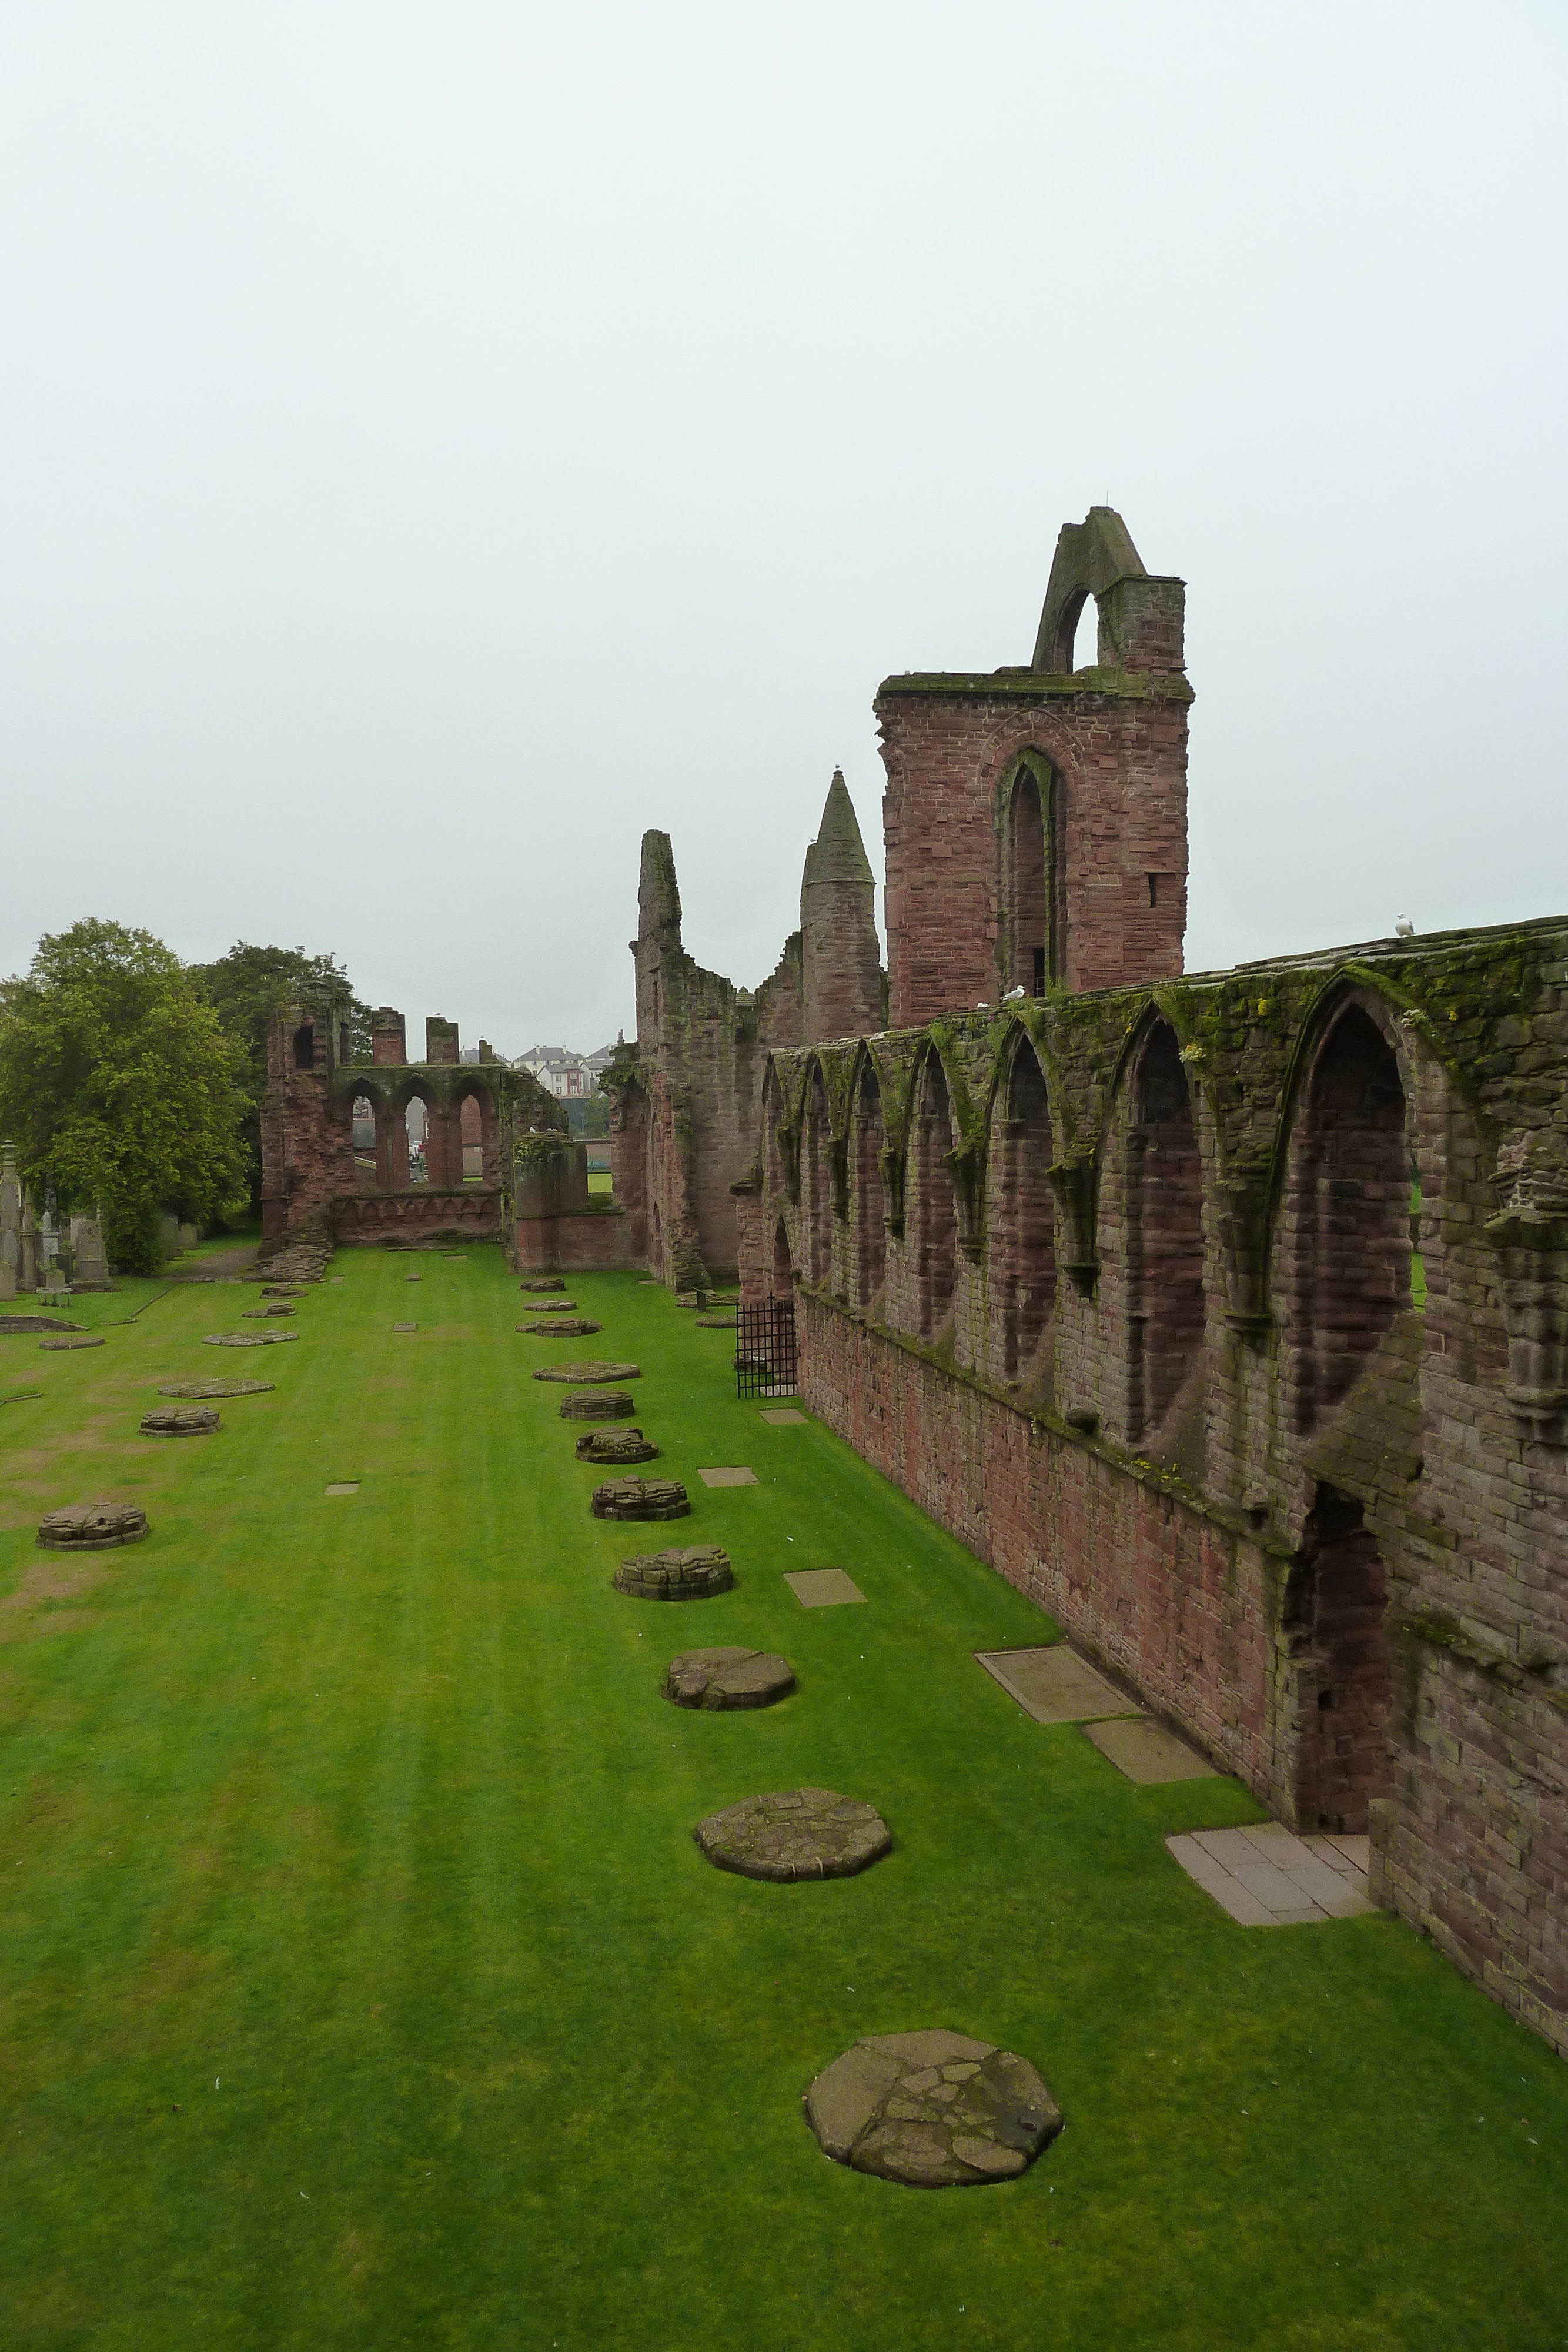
2;1;1564;1054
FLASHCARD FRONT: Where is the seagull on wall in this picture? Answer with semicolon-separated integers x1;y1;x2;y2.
1002;985;1027;1002
1395;914;1415;938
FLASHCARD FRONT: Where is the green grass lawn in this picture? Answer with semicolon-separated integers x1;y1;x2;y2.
0;1255;1563;2350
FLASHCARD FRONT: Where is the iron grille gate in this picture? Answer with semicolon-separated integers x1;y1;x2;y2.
735;1295;797;1399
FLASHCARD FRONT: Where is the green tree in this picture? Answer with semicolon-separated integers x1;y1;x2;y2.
195;943;371;1214
0;920;250;1272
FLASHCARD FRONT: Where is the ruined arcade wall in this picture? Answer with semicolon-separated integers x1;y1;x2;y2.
753;918;1568;2060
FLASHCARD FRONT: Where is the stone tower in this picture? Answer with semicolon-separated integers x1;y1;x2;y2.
800;770;884;1044
877;507;1190;1025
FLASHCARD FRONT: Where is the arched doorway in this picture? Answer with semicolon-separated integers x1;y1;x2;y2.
352;1095;377;1191
1283;1483;1392;1833
771;1215;794;1299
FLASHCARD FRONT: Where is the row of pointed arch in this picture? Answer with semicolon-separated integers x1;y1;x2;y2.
767;986;1419;1447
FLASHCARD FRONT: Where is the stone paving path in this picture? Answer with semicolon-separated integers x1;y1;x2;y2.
1166;1825;1374;1923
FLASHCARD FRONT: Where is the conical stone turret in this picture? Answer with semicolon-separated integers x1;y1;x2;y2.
800;771;884;1044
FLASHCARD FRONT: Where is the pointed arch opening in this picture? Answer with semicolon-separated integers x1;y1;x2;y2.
852;1058;887;1310
1283;1483;1392;1833
1283;1001;1411;1434
995;1034;1056;1381
772;1214;794;1299
912;1051;957;1341
1125;1022;1205;1441
804;1067;832;1288
999;756;1059;998
351;1094;378;1191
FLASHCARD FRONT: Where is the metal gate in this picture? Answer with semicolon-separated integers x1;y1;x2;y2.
735;1295;797;1399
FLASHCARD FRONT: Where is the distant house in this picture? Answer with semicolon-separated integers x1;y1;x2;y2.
513;1045;594;1100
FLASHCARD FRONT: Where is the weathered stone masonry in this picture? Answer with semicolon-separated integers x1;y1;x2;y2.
615;505;1566;2061
751;924;1568;2059
259;997;627;1270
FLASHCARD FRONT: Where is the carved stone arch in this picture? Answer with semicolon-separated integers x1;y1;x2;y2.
389;1075;440;1191
907;1040;959;1340
987;1025;1058;1385
1096;1009;1206;1446
761;1057;800;1207
803;1060;835;1288
995;751;1061;998
849;1044;889;1309
1268;982;1416;1438
449;1073;500;1188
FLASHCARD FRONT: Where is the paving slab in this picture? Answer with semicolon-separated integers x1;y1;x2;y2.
1235;1822;1320;1871
698;1466;758;1488
975;1645;1142;1726
785;1568;867;1609
325;1482;360;1496
1082;1716;1217;1783
1166;1825;1376;1925
760;1409;807;1426
393;1322;417;1333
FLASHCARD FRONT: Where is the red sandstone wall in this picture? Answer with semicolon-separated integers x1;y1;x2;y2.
879;686;1189;1024
798;1294;1280;1800
513;1208;631;1272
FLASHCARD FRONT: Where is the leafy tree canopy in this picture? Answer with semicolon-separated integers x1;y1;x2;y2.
0;920;250;1272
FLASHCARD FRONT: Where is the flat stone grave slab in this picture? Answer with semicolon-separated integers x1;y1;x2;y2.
760;1409;807;1426
1;1315;86;1334
204;1331;297;1348
613;1545;733;1601
38;1502;149;1551
805;2031;1061;2187
559;1387;637;1420
158;1379;273;1399
695;1788;890;1882
325;1482;360;1497
393;1321;418;1334
591;1477;690;1522
1166;1826;1375;1924
443;1254;467;1261
330;1275;345;1284
405;1274;421;1282
663;1648;795;1710
40;1335;105;1351
534;1361;640;1384
139;1406;220;1435
574;1427;657;1463
519;1318;603;1337
1082;1716;1217;1783
698;1466;757;1488
522;1277;566;1292
975;1646;1141;1726
785;1569;866;1608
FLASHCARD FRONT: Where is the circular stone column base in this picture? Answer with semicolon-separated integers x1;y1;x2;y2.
804;2032;1061;2186
663;1648;794;1710
519;1318;602;1337
204;1332;299;1348
694;1788;890;1881
139;1406;220;1435
559;1388;637;1421
591;1478;690;1522
574;1428;657;1464
158;1379;274;1399
38;1502;150;1551
520;1277;565;1292
534;1361;640;1384
613;1545;733;1600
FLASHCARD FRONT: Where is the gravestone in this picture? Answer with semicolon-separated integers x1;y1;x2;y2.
804;2032;1061;2186
663;1648;794;1710
612;1545;733;1601
693;1788;890;1882
590;1477;690;1522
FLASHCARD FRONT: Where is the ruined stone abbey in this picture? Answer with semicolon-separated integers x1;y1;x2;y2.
260;507;1568;2066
